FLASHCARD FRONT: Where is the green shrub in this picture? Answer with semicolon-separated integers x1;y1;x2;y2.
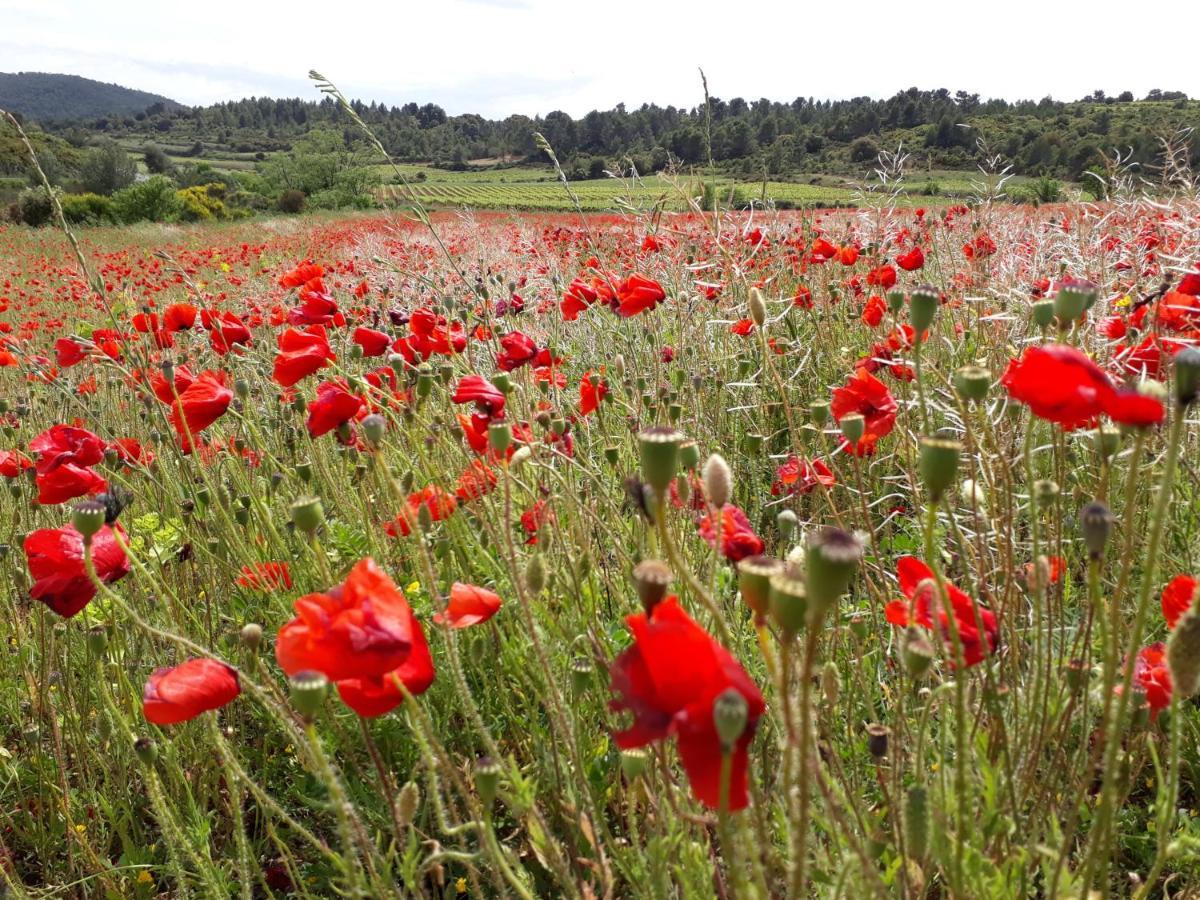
112;176;182;224
60;192;116;225
278;189;306;213
16;186;55;226
175;183;228;221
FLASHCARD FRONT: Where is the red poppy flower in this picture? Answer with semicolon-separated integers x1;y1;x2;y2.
35;463;107;505
830;368;898;456
306;380;365;438
1001;345;1164;430
207;311;252;355
54;338;88;368
288;278;339;326
30;424;105;473
276;558;422;682
273;326;335;388
1162;575;1198;629
771;456;835;496
866;265;897;290
456;459;498;501
579;371;609;416
143;658;241;725
884;557;998;668
169;370;233;442
698;505;765;563
861;294;886;327
836;245;860;267
896;247;925;271
335;621;435;718
1132;643;1172;717
237;562;293;592
163;302;197;332
279;260;325;288
385;486;459;537
352;327;391;357
111;438;154;469
609;596;764;810
24;523;130;618
452;375;506;418
496;331;539;371
615;273;666;317
434;582;503;628
0;450;33;478
151;364;194;404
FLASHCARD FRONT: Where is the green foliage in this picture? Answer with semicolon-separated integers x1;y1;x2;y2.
142;143;173;175
0;72;180;121
112;175;182;223
78;140;137;195
60;191;116;225
277;188;305;213
258;129;380;209
15;185;55;225
175;182;228;221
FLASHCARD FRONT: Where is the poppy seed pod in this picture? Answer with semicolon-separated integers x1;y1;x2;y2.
702;453;732;508
1031;299;1055;329
570;656;593;695
289;670;328;723
488;422;511;455
805;527;863;618
1093;424;1121;460
1168;605;1200;698
638;427;684;494
1079;501;1114;558
632;559;673;614
748;287;767;327
524;553;546;595
240;623;263;652
1174;347;1200;407
809;401;830;426
1064;658;1089;692
738;555;784;619
953;366;991;403
71;500;107;541
919;436;961;502
679;440;700;471
865;723;891;761
769;565;808;637
475;756;502;808
777;509;798;542
839;413;865;445
620;747;649;781
87;625;109;657
886;289;906;315
901;627;935;679
290;496;324;536
909;285;939;333
712;687;749;752
361;413;386;447
1053;278;1096;324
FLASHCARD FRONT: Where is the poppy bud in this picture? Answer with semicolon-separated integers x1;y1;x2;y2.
909;285;939;333
71;500;107;541
396;781;420;830
639;427;684;494
769;566;808;637
1053;278;1097;325
291;393;307;414
416;502;434;533
87;625;109;657
474;755;502;809
1079;501;1114;558
809;401;830;426
289;670;328;723
748;287;767;327
821;661;841;706
240;623;263;653
1168;604;1200;698
296;461;313;484
702;453;732;508
806;527;863;618
387;353;406;376
361;414;386;447
632;559;673;614
1034;479;1059;504
570;656;592;695
234;378;250;400
1174;347;1200;407
620;747;649;781
679;440;700;471
904;785;929;860
865;723;890;761
1094;425;1121;459
953;366;991;403
524;553;546;595
738;555;783;619
290;496;324;536
901;627;935;679
713;687;749;752
886;290;905;314
1031;299;1055;329
134;737;158;766
838;414;865;447
919;436;960;503
777;509;798;542
1065;658;1089;692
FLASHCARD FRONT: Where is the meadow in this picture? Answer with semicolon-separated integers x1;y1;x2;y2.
1;153;1200;900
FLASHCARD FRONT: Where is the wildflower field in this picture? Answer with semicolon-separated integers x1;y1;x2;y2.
3;140;1200;899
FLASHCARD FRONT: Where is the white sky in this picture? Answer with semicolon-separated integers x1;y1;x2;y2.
2;0;1199;117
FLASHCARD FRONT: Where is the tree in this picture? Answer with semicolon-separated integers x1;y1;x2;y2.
143;144;173;175
78;141;136;195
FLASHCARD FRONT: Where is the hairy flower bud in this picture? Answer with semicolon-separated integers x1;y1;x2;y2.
748;287;767;327
1168;603;1200;698
702;453;732;508
632;559;673;614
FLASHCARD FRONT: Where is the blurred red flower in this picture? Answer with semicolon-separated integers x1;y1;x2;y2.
884;557;998;668
698;504;765;562
434;583;503;628
143;658;241;725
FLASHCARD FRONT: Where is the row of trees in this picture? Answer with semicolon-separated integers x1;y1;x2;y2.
33;87;1199;181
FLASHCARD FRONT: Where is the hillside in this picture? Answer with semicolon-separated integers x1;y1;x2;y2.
0;72;184;122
